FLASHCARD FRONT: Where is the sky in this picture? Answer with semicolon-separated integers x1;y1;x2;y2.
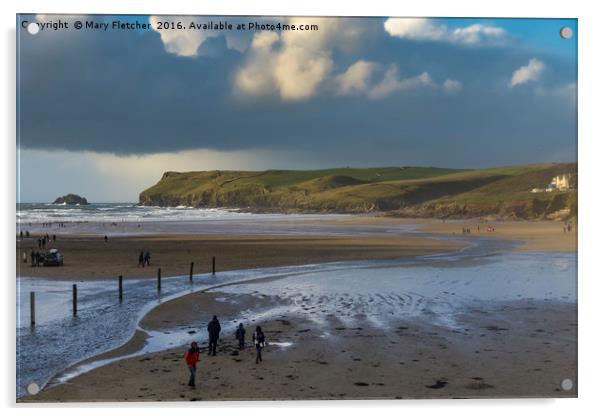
17;15;577;202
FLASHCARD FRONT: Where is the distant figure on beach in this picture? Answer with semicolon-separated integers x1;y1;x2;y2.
104;235;108;243
22;252;27;263
26;231;30;237
30;250;35;267
207;315;221;356
235;323;246;350
143;251;151;267
19;231;23;239
138;251;144;267
253;326;266;364
52;234;56;242
184;341;200;388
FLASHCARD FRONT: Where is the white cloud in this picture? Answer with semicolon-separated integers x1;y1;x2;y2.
334;60;378;95
335;62;458;100
384;18;506;45
234;17;378;101
149;16;250;57
234;18;460;102
443;79;463;94
509;58;546;88
233;32;280;96
368;65;435;100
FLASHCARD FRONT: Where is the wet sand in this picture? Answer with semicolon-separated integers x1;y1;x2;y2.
25;290;577;402
16;217;575;280
319;217;577;252
420;219;577;252
16;233;463;280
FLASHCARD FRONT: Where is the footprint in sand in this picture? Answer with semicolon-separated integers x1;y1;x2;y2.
426;380;448;389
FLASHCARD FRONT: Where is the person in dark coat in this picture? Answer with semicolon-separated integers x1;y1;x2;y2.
138;251;144;267
207;315;221;356
235;323;246;350
253;326;266;364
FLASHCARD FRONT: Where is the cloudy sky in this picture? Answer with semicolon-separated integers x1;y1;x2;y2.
17;15;577;202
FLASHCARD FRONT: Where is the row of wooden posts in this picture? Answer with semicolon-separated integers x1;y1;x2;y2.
29;256;217;327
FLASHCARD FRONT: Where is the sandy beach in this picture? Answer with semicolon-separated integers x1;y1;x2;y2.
16;217;575;280
318;216;577;252
16;216;577;402
25;289;577;402
16;233;463;280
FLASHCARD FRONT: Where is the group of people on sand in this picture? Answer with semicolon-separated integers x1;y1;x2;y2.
36;234;56;249
184;315;266;388
29;249;46;267
137;251;151;267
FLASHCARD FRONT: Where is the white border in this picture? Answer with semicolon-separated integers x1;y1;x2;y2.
2;1;601;415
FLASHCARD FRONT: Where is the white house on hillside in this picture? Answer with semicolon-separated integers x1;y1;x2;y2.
550;174;571;191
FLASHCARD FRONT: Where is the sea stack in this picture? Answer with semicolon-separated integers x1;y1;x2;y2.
53;193;89;205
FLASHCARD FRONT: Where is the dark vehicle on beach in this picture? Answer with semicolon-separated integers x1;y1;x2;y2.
43;249;64;266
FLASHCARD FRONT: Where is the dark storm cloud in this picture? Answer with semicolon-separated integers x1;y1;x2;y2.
17;15;576;167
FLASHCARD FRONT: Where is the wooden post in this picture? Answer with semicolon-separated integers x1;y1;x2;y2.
72;284;77;316
212;256;216;275
118;275;123;301
157;267;162;291
189;262;194;282
30;291;35;327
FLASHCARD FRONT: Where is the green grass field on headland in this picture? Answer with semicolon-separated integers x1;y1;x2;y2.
139;163;577;220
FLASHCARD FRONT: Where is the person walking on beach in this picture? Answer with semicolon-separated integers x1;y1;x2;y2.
184;341;200;388
104;235;108;243
207;315;221;356
144;251;151;267
22;252;27;263
253;326;266;364
235;323;246;350
138;251;144;268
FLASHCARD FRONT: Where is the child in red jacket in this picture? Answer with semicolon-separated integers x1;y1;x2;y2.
185;342;200;388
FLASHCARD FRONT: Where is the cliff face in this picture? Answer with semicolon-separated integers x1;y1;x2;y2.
53;193;89;205
138;164;577;220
